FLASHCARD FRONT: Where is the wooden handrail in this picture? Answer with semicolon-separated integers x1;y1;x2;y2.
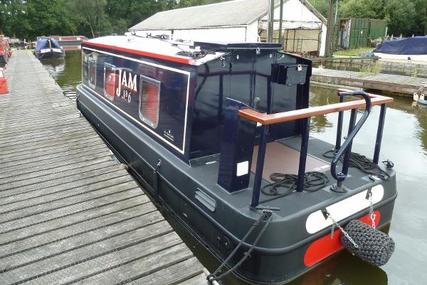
239;93;393;125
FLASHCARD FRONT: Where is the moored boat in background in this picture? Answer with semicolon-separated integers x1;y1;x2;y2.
34;37;65;59
77;35;398;284
50;35;88;51
374;36;427;62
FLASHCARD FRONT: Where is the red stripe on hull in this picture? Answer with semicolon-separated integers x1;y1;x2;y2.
83;41;193;65
303;210;381;267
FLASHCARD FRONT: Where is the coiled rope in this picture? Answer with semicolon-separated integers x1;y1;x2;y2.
259;171;329;203
258;150;390;202
323;150;390;180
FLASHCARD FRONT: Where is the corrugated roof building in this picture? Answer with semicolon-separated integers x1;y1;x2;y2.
129;0;327;56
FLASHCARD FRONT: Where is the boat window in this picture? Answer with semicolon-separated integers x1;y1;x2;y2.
139;76;160;129
50;39;61;49
103;63;118;101
88;54;97;89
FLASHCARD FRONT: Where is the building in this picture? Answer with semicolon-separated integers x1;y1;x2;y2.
129;0;327;56
337;18;387;49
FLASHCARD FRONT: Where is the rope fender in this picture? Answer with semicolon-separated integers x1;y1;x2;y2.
341;220;395;266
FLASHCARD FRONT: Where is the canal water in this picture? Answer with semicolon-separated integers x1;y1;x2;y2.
42;53;427;285
41;51;81;100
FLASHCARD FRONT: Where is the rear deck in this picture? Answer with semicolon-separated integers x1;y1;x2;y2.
0;50;207;285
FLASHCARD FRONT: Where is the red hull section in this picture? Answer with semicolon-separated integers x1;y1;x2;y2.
304;210;381;267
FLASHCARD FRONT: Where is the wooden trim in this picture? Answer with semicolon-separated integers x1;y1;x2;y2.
239;93;393;125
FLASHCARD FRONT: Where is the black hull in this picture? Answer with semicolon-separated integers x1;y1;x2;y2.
35;51;65;60
76;85;397;284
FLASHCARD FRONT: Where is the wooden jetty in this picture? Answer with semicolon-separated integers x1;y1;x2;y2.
311;67;425;95
312;57;427;79
0;50;207;285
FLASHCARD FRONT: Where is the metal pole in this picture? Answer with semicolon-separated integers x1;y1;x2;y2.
278;0;284;45
267;0;274;42
218;74;223;120
342;109;357;176
373;104;386;164
267;77;272;114
296;118;310;192
251;125;267;208
335;94;344;150
325;0;335;57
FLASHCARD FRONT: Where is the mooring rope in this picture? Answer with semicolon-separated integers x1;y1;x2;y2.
207;210;273;285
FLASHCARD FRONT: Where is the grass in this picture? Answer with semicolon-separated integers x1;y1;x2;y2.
334;47;374;57
359;62;381;74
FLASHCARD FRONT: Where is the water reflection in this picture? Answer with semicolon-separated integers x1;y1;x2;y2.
309;87;337;133
292;251;388;285
310;85;427;153
308;86;427;285
42;58;65;74
41;50;81;100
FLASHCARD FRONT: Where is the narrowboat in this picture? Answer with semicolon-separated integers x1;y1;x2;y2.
34;37;65;59
50;35;88;51
76;35;397;284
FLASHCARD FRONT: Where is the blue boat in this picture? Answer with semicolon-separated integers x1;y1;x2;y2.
76;35;398;284
34;37;64;59
374;36;427;61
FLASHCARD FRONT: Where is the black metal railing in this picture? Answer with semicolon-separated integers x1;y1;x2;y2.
331;90;372;189
237;89;393;208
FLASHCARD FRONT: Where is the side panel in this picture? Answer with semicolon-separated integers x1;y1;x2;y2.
190;51;310;158
81;47;193;158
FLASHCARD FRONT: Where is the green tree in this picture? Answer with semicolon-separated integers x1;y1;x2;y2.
105;0;168;34
0;0;78;39
25;0;77;37
412;0;427;35
2;0;421;41
69;0;111;37
340;0;384;19
309;0;329;17
0;0;30;38
385;0;416;36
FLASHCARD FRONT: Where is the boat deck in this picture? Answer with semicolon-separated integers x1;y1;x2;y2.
188;133;392;222
0;50;207;285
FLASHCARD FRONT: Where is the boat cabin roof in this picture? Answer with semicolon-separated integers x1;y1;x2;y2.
83;35;283;66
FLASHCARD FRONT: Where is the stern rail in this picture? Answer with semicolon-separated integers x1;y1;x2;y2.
239;92;392;125
236;89;393;208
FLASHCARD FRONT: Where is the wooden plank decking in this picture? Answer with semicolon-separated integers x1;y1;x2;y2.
311;67;425;95
0;51;207;285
